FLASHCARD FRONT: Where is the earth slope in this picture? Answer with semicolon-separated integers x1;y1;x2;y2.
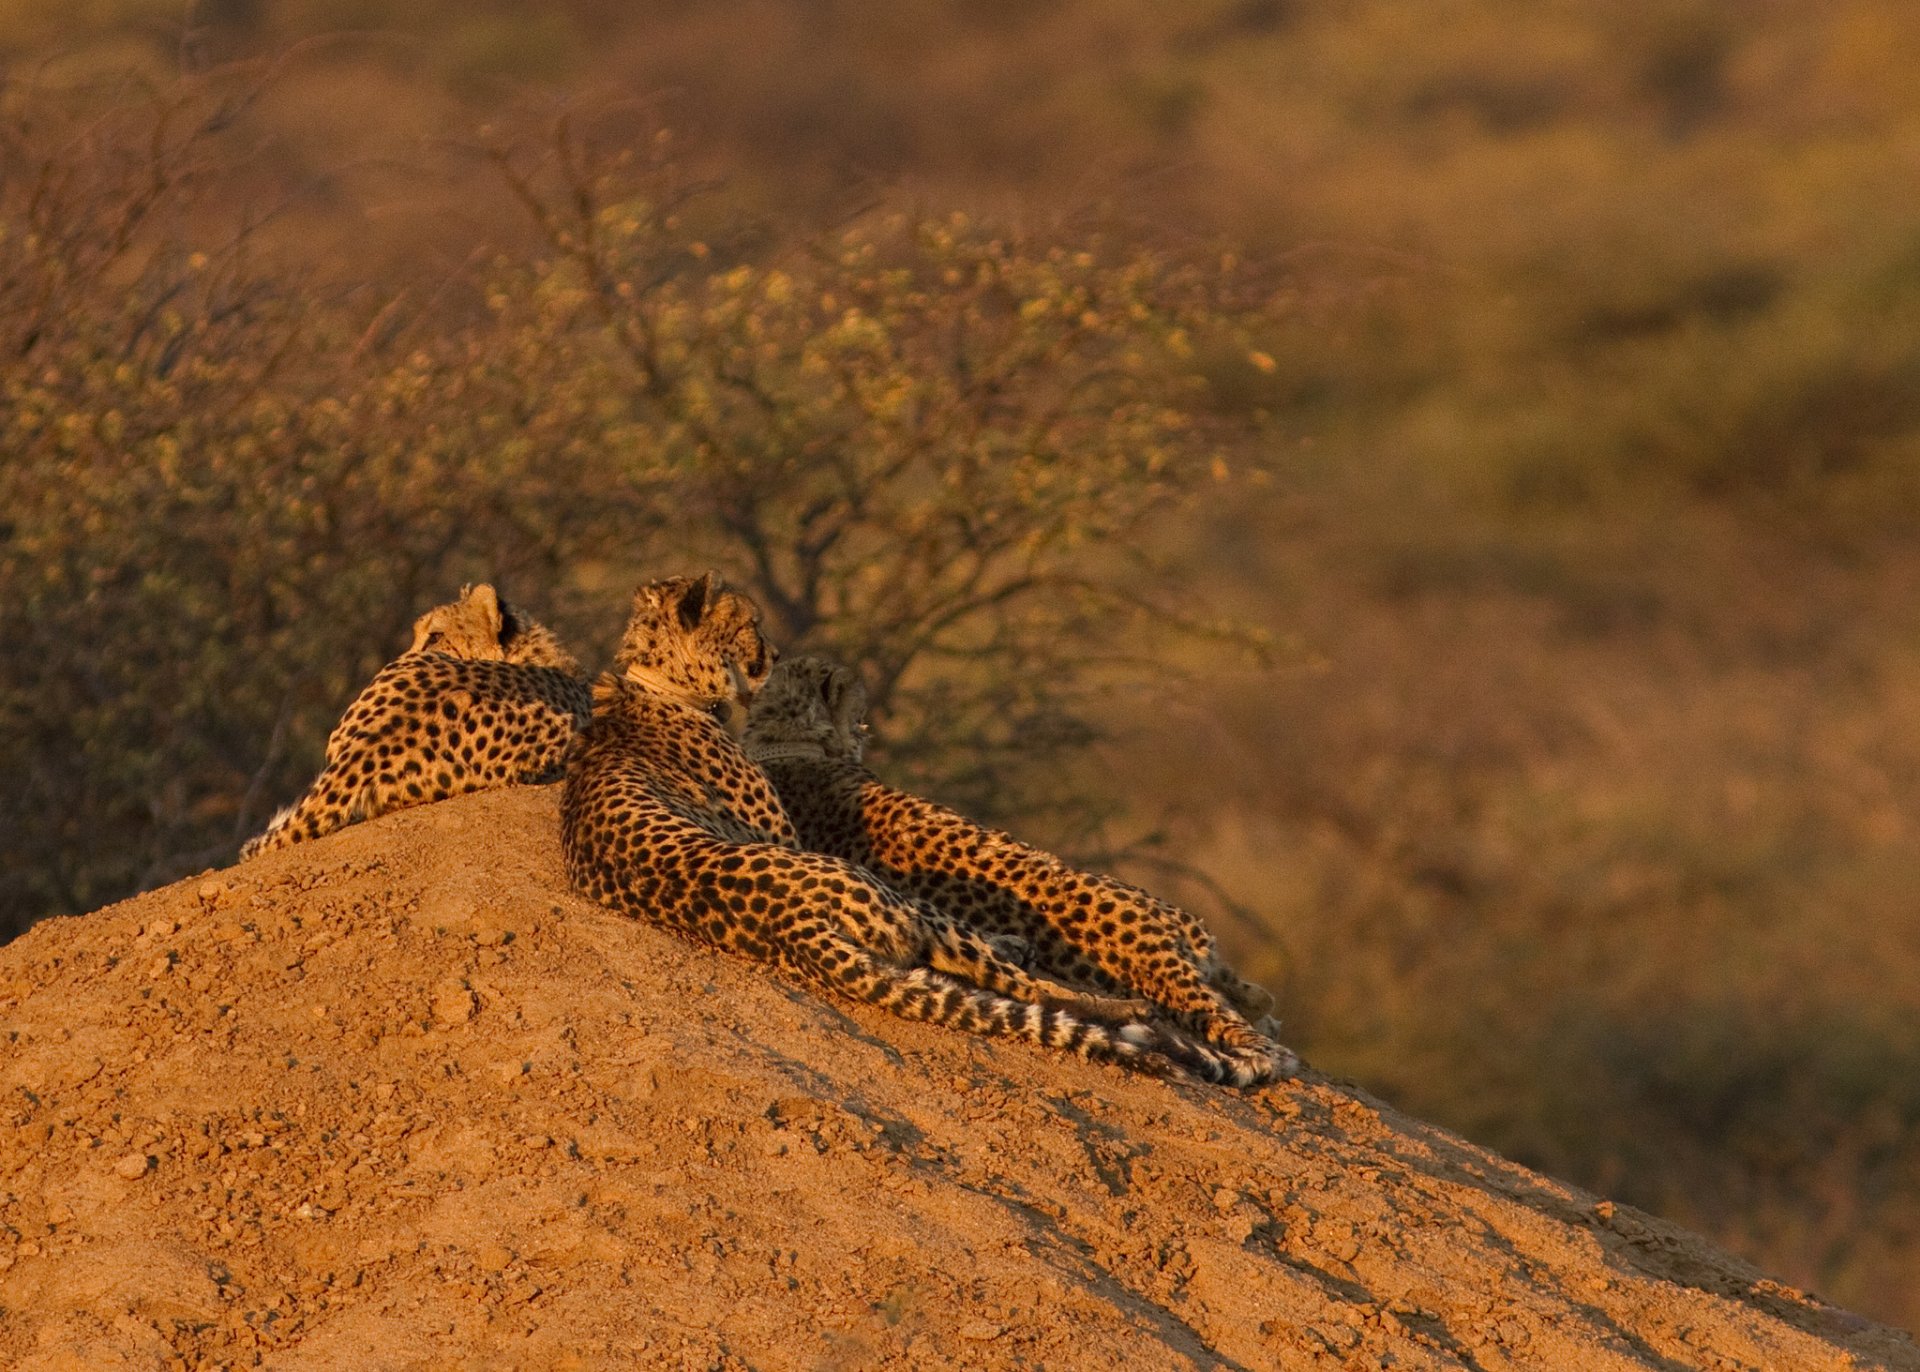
1;786;1911;1371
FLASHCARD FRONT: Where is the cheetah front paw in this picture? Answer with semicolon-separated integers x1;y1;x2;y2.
984;932;1032;967
1217;1019;1300;1083
1149;1022;1297;1088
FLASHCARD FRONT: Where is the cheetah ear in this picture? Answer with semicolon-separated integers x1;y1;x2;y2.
673;574;716;630
468;582;502;623
827;663;867;726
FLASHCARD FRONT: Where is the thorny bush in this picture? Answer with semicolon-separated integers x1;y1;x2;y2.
0;80;1276;937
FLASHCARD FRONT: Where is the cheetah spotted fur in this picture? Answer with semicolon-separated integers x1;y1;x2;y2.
743;654;1296;1087
561;574;1241;1083
241;584;591;859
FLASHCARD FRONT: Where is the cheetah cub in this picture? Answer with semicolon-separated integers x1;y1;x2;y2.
562;574;1240;1083
743;655;1296;1086
241;584;591;859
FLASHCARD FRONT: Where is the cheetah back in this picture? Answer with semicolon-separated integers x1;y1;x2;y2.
243;655;591;858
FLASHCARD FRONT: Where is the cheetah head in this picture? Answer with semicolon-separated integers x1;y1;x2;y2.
408;584;581;674
743;655;869;762
615;572;777;709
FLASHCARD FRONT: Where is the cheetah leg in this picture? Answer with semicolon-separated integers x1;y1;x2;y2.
919;916;1162;1028
1018;944;1139;999
1208;961;1277;1022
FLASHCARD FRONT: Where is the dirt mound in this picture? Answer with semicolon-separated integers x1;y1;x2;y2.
1;786;1911;1371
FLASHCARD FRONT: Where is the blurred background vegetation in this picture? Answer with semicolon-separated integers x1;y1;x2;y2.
4;0;1919;1329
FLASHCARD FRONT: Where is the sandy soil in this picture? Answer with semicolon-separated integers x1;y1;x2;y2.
1;785;1912;1371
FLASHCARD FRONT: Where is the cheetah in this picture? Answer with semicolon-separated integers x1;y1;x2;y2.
742;654;1296;1086
405;581;576;664
241;584;591;859
561;573;1245;1083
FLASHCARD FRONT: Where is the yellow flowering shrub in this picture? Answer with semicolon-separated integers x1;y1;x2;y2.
0;87;1273;932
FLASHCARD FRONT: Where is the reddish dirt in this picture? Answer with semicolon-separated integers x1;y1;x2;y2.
2;785;1913;1371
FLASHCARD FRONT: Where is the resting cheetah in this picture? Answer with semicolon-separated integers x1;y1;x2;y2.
242;584;591;859
405;581;576;664
562;574;1241;1082
743;654;1296;1085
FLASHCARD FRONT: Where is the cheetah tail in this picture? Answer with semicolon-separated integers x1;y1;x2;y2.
825;958;1189;1081
238;800;298;860
237;758;376;860
921;918;1159;1028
